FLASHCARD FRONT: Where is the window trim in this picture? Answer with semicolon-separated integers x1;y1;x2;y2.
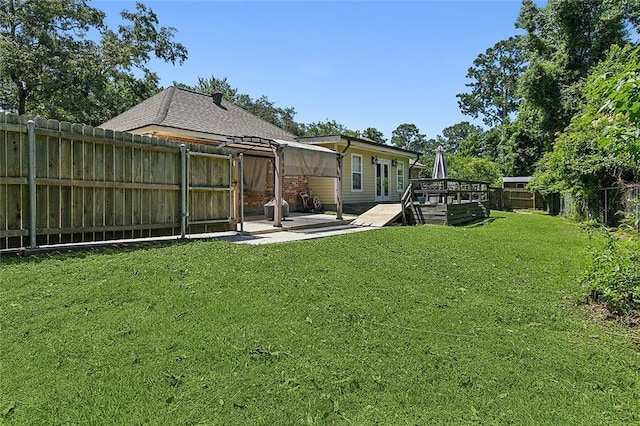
351;154;363;192
396;160;405;192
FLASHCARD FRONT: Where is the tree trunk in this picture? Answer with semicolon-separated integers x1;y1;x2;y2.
16;81;27;115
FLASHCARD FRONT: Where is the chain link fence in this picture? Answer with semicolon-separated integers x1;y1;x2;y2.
559;184;640;229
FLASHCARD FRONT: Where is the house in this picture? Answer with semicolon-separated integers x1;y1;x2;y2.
101;86;322;217
101;86;296;143
101;86;420;219
299;135;421;213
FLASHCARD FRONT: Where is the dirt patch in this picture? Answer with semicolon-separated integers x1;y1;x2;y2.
582;302;640;328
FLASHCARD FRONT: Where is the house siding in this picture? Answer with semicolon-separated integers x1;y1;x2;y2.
307;176;335;203
306;143;414;206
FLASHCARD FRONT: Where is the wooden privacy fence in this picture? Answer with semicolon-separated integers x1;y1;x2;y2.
0;113;236;251
490;188;544;211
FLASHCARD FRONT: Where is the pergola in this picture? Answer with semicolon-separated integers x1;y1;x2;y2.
221;136;345;228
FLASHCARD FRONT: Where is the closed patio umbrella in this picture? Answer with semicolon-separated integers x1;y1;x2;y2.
432;145;448;178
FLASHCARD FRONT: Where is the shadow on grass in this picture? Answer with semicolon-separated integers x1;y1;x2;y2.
461;216;501;228
0;239;194;263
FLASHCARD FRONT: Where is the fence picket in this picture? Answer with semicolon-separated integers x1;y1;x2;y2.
1;115;233;251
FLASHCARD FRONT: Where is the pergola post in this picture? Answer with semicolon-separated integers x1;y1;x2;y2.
273;147;283;227
336;154;343;220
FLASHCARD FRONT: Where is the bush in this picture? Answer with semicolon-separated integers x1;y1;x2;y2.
582;232;640;316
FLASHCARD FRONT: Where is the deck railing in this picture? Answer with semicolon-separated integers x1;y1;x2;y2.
408;178;490;204
400;178;491;225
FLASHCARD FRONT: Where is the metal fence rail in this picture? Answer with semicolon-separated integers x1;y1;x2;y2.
0;113;235;251
598;185;640;229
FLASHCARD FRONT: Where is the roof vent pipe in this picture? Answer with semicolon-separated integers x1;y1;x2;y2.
211;92;223;106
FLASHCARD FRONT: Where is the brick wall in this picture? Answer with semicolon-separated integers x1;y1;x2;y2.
244;165;309;211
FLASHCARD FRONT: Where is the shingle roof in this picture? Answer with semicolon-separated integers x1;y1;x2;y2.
100;86;297;141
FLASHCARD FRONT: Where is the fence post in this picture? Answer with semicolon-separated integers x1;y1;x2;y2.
633;188;640;229
28;120;37;249
604;188;608;226
180;144;188;239
239;153;244;233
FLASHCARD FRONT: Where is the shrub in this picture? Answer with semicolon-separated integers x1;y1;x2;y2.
582;232;640;316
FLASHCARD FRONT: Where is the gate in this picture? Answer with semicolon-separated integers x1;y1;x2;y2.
183;149;234;236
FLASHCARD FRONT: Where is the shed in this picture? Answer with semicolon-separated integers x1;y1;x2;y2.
502;176;533;189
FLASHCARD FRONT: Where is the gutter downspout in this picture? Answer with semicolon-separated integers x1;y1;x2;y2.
408;152;421;178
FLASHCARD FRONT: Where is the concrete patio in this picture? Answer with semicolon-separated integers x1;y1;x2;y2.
238;212;356;234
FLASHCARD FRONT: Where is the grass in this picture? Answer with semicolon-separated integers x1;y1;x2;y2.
1;211;639;424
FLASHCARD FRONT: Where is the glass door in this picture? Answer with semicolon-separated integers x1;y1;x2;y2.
375;161;391;202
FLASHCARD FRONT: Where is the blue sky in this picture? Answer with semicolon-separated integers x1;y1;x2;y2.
96;1;528;140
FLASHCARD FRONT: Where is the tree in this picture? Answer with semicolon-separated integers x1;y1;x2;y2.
457;36;526;127
436;121;484;154
176;75;305;136
0;0;188;126
447;155;502;185
361;127;387;144
530;45;640;217
303;119;359;137
176;76;238;100
508;0;637;171
390;123;429;153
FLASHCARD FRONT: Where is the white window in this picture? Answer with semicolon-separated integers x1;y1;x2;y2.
351;154;363;191
396;160;405;192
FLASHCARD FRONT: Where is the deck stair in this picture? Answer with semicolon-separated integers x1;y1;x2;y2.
401;184;424;225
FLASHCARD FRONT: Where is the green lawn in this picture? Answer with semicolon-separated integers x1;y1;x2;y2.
1;211;639;424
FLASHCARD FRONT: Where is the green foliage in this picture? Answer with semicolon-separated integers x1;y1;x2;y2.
530;45;640;217
302;119;359;138
436;121;484;154
505;0;638;176
177;75;305;136
390;123;430;153
0;0;188;126
446;155;502;185
176;76;238;101
457;36;526;127
176;76;389;140
458;126;503;161
593;46;640;164
361;127;387;144
583;233;640;316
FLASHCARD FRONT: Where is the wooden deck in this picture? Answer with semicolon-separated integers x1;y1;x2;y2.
412;201;489;225
401;178;491;226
